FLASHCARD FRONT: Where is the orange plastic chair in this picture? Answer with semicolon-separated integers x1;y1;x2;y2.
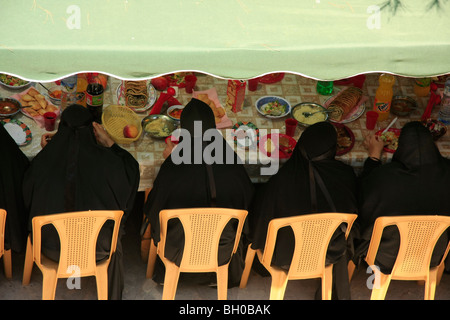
0;209;12;279
22;210;123;300
239;213;357;300
365;215;450;300
157;207;248;300
141;187;158;279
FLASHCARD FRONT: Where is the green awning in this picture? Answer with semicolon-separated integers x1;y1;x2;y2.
1;0;449;82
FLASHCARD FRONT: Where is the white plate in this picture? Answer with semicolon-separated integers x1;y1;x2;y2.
1;118;32;146
116;80;157;113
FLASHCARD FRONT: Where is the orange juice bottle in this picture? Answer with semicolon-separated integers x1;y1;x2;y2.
373;74;395;122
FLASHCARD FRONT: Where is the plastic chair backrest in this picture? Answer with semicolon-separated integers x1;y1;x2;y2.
261;213;357;279
158;208;248;273
32;210;123;278
366;215;450;279
0;209;6;257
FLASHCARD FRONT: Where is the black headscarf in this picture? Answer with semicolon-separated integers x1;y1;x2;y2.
247;122;358;299
23;104;140;224
0;122;29;252
355;121;450;272
248;121;358;256
144;98;254;285
23;104;140;299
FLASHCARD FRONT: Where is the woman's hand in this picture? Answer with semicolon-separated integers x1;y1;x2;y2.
163;139;176;159
92;122;115;147
40;133;55;148
363;132;386;160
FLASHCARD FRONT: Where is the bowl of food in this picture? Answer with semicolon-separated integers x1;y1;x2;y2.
167;104;184;121
376;128;401;153
255;96;291;118
142;114;178;139
0;74;30;89
422;118;447;140
391;95;419;117
0;97;21;118
102;105;143;144
291;102;329;127
45;85;63;106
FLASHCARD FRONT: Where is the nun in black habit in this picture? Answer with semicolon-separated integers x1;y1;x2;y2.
247;121;358;299
143;98;254;287
0;122;29;253
23;104;140;300
353;121;450;274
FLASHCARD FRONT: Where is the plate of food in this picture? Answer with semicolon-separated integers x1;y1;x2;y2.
255;96;291;118
142;114;178;139
324;87;367;123
291;102;329;127
11;87;59;127
232;121;259;149
0;74;31;89
422;118;447;141
193;88;232;129
259;133;296;159
116;80;157;113
376;128;401;153
167;105;184;122
1;118;32;146
333;123;355;156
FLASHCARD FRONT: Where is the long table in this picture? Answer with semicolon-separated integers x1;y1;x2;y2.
2;73;449;191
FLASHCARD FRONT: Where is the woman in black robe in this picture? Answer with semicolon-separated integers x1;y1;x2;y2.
23;104;140;299
0;122;29;253
354;121;450;274
247;121;358;299
143;98;254;286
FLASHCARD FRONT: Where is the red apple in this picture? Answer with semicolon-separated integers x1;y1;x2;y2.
167;87;176;96
123;124;139;138
151;77;168;91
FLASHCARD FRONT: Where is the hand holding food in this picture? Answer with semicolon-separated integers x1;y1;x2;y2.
363;133;386;160
40;133;54;148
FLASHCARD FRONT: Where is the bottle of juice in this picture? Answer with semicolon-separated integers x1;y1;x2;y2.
373;74;395;122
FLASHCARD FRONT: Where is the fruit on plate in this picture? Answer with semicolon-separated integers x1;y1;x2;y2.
123;124;139;138
151;77;168;91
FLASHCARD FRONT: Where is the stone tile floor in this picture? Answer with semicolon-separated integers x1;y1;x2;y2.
1;192;450;302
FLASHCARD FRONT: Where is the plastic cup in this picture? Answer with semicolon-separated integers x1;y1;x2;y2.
184;75;197;94
316;81;333;95
366;111;379;130
43;112;57;131
285;118;298;137
248;78;259;91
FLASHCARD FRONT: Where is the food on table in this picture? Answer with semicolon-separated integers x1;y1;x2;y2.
168;107;183;120
0;100;19;115
260;101;286;116
196;93;225;123
150;77;168;91
422;119;447;140
123;124;139;138
328;87;363;122
50;90;62;99
0;74;29;87
293;104;327;125
335;125;353;153
278;135;294;154
144;118;172;137
19;88;58;118
265;138;275;153
380;130;399;151
124;80;148;108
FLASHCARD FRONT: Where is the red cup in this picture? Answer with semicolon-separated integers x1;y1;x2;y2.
248;78;259;91
165;135;179;145
366;111;379;130
285;118;298;137
43;112;57;131
184;75;197;94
